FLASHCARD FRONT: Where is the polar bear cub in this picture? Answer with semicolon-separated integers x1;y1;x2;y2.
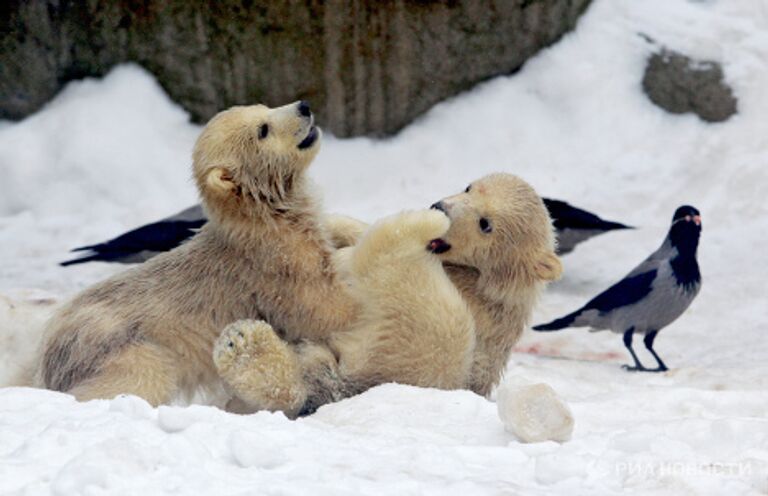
213;209;475;416
35;101;358;406
330;209;476;391
211;173;562;416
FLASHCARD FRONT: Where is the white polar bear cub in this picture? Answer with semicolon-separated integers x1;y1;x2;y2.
330;209;476;392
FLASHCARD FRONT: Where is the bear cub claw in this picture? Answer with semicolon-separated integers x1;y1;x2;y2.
213;319;277;372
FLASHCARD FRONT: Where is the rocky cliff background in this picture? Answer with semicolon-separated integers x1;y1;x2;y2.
0;0;592;137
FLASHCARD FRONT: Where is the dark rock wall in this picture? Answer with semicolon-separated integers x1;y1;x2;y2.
0;0;592;137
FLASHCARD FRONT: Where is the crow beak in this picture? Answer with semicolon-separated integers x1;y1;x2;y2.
692;215;701;226
684;214;702;226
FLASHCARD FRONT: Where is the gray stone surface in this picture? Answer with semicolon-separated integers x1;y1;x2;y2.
642;49;737;123
0;0;592;137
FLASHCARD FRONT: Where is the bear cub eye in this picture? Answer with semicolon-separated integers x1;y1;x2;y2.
259;124;269;139
479;217;492;233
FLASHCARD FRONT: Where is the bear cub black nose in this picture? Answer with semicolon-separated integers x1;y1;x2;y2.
298;100;311;117
430;201;445;213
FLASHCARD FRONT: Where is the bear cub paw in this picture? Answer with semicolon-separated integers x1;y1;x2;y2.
373;209;451;247
214;319;306;414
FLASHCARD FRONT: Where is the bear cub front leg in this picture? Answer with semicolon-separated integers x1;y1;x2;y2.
332;209;476;391
337;209;451;281
214;319;307;417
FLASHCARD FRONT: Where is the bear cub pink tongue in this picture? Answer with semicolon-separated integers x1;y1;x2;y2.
428;238;451;254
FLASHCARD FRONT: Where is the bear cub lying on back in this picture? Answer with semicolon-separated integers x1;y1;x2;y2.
214;173;562;415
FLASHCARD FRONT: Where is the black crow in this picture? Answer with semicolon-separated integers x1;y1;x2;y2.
60;206;205;266
543;199;632;255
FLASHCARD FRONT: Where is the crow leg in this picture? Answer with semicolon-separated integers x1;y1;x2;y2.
643;330;668;372
621;328;648;372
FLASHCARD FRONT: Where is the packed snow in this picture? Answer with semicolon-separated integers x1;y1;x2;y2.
1;0;767;493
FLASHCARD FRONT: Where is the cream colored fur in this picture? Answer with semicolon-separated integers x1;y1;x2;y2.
435;173;562;395
214;320;307;414
331;210;476;391
34;102;359;405
216;173;562;414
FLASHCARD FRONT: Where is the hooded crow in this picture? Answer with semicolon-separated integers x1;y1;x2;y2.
533;206;702;372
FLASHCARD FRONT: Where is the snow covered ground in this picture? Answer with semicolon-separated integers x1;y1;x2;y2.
2;0;768;493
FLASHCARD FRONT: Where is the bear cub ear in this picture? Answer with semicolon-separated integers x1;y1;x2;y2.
206;167;238;195
534;251;563;281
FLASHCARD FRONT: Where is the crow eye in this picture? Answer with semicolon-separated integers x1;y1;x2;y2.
479;218;492;233
259;124;269;139
465;185;471;193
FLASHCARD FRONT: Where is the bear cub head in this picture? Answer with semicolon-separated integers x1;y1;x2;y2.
429;173;562;291
192;101;321;224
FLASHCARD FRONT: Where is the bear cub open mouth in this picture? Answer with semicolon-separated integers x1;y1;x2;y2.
428;238;452;254
298;126;318;150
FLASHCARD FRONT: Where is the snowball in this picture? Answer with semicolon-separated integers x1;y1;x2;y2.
496;379;574;443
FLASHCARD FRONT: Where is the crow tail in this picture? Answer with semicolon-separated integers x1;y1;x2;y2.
532;310;581;332
69;243;103;252
60;252;104;266
599;220;633;231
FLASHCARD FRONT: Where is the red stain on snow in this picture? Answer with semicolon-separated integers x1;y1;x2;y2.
513;344;623;361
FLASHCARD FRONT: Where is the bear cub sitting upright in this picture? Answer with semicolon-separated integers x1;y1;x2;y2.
35;101;358;406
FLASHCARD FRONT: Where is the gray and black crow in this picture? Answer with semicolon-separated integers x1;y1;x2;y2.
533;205;702;372
60;199;629;266
60;206;205;266
543;199;632;254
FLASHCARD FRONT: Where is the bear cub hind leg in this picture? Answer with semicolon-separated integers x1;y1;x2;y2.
214;320;307;417
65;342;181;406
